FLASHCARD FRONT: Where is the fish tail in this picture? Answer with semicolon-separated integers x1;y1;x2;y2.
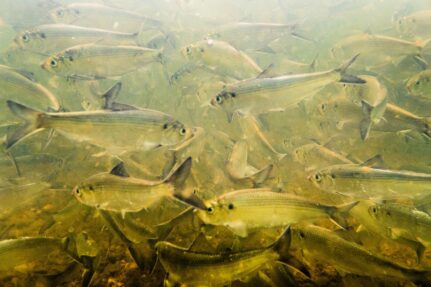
167;157;207;210
101;82;122;110
329;201;359;228
272;226;292;256
360;100;373;141
6;100;44;149
252;164;273;186
336;54;366;84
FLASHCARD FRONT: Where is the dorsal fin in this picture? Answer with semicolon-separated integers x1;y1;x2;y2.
110;162;129;177
102;82;122;110
256;63;275;79
360;154;384;168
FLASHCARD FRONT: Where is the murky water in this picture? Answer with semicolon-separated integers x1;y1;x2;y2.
1;0;431;286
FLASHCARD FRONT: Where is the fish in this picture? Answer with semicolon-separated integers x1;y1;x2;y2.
0;237;73;276
41;44;163;80
288;225;430;283
378;103;431;137
343;75;388;140
309;158;431;196
395;10;431;38
74;157;194;214
226;139;273;186
0;64;60;118
5;100;192;153
331;33;425;68
155;227;290;286
180;39;262;80
293;142;355;171
211;54;364;121
14;24;148;54
406;69;431;99
237;115;287;162
195;188;358;237
49;2;161;33
367;201;431;259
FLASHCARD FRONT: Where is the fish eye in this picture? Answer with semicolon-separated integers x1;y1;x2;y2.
163;123;168;129
199;47;205;53
228;203;234;210
88;185;94;191
230;92;236;98
179;128;186;136
372;207;377;213
314;173;322;182
207;206;214;214
216;95;223;104
186;47;191;54
56;9;64;17
74;187;81;196
22;33;29;42
50;59;58;67
416;81;420;86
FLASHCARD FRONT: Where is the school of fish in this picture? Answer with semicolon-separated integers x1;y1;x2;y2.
1;0;431;286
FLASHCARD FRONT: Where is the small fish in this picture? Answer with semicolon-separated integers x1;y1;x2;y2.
406;69;431;99
14;24;147;54
309;158;431;196
0;64;60;117
211;54;364;121
331;33;424;68
237;115;287;163
6;100;192;153
293;142;354;170
181;39;262;80
156;227;290;286
226;139;273;186
41;44;162;80
288;225;430;283
195;188;358;237
49;2;161;33
74;158;194;214
378;103;431;137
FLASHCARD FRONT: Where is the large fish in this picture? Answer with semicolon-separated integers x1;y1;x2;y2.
288;225;430;283
5;100;192;153
211;54;364;121
331;33;425;68
156;227;291;286
41;44;162;80
180;39;262;80
49;2;161;33
195;188;358;237
74;157;197;214
14;24;147;54
309;159;431;196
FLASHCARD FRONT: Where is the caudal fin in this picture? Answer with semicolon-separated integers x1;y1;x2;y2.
335;54;366;84
6;100;44;149
166;157;208;210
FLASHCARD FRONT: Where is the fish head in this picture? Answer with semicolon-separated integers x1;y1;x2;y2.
41;52;72;74
73;175;106;208
14;30;41;50
181;43;201;60
367;203;388;222
211;89;237;122
160;121;194;147
308;169;334;190
195;199;230;225
395;16;416;37
49;6;79;24
288;226;307;249
406;72;431;97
